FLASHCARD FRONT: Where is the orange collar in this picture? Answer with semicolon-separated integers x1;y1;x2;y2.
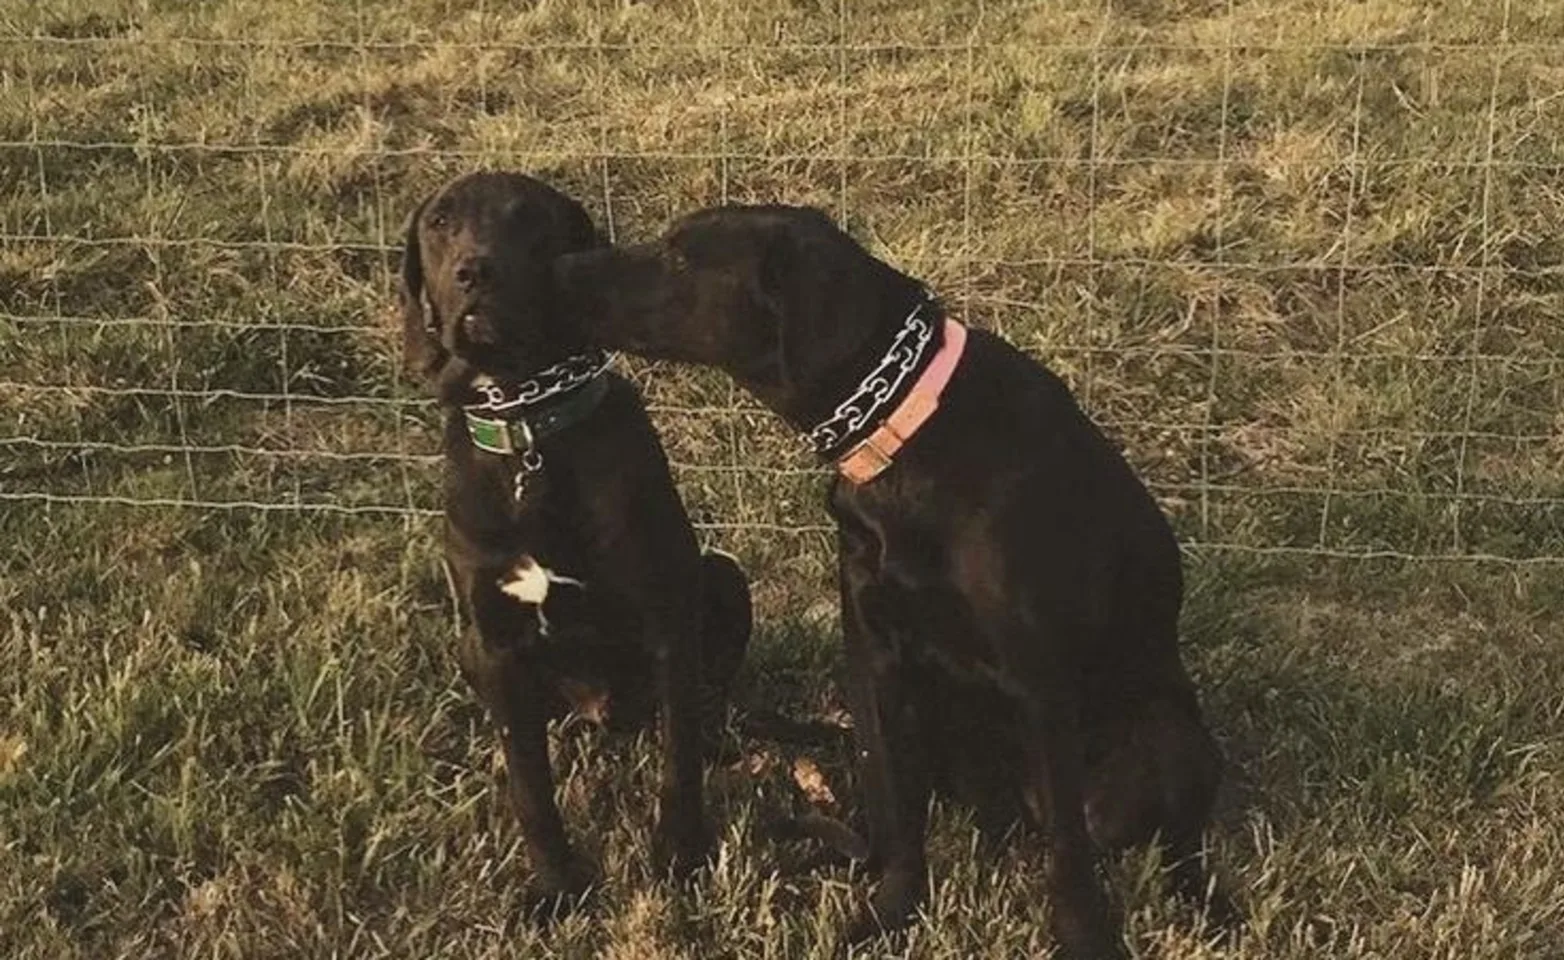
836;319;967;484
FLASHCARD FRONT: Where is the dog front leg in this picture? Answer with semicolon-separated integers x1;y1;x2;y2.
457;613;590;912
1012;644;1125;960
497;667;594;905
839;571;929;943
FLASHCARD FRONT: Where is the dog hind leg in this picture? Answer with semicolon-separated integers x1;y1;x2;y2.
1084;688;1237;929
696;550;753;743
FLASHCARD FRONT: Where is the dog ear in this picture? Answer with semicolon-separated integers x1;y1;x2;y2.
555;194;607;252
753;235;801;388
758;211;862;392
761;208;919;396
395;199;444;381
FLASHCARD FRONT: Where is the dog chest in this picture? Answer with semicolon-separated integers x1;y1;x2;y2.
496;555;588;639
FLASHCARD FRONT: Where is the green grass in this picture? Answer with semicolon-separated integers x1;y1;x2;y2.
2;1;1563;956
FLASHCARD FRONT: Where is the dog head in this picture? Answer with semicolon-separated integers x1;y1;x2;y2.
397;171;602;399
551;205;924;426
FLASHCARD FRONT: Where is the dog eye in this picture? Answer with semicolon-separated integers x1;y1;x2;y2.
427;212;449;230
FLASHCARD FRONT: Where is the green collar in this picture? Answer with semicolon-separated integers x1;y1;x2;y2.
463;373;610;456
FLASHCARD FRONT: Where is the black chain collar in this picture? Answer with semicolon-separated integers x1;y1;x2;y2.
806;297;938;459
463;350;613;414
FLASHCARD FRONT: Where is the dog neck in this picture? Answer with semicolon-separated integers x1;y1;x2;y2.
828;317;965;483
754;264;938;437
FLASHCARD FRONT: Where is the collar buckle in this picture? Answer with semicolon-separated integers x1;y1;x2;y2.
840;434;896;484
466;412;535;456
507;416;536;456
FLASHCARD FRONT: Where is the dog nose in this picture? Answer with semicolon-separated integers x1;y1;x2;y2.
454;257;489;291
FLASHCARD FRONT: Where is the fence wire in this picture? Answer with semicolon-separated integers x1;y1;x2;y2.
2;5;1561;565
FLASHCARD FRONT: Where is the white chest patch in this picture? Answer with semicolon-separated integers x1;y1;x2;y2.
497;557;585;636
471;372;497;389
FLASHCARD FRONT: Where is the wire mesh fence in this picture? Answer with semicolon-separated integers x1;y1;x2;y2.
2;1;1561;566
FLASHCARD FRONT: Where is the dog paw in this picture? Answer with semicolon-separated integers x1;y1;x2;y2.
1049;881;1126;960
520;857;596;924
841;866;923;945
651;808;714;880
1194;888;1244;942
771;813;871;873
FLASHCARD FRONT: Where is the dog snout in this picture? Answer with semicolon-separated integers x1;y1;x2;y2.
552;247;651;304
551;250;596;293
551;251;605;316
454;256;490;291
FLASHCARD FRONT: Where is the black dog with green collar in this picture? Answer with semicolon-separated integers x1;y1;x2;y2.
395;171;752;914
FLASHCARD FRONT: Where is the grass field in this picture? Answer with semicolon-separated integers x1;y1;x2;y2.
3;0;1563;957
